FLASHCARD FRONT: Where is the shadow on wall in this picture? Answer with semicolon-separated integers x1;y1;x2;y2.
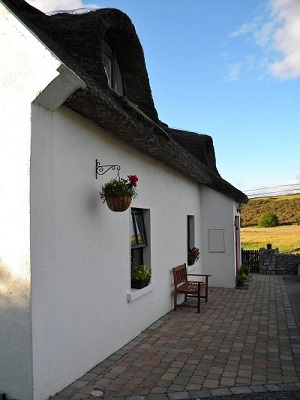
0;261;32;400
0;260;30;308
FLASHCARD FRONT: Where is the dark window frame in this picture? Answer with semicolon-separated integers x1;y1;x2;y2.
131;209;147;249
103;40;126;96
131;209;148;267
187;215;196;252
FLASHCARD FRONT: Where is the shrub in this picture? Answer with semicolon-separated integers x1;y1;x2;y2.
236;272;247;286
239;263;250;276
258;212;279;228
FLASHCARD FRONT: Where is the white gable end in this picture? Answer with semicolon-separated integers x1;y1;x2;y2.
0;3;82;399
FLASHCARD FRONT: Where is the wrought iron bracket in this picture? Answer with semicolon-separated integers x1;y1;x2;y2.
95;159;121;179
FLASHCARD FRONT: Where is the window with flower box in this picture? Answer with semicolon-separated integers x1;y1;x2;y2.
128;209;152;301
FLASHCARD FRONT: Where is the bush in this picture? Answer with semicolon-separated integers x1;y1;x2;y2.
239;263;250;276
258;212;279;228
131;262;151;282
240;194;300;227
236;272;247;286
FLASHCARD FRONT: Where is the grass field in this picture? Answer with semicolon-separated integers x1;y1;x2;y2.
241;225;300;253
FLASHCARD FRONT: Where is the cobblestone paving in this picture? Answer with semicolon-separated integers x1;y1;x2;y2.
50;275;300;399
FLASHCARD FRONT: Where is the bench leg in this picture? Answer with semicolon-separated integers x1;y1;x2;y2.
174;290;177;311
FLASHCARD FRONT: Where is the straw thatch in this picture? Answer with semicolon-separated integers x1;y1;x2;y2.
2;0;248;203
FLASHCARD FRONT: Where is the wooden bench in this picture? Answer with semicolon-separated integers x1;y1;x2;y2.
173;263;210;313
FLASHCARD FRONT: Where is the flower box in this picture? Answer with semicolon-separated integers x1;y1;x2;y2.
131;278;150;289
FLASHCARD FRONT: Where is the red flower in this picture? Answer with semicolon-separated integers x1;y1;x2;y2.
189;247;199;256
128;175;138;187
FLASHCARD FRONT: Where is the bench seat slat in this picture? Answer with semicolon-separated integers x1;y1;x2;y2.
177;282;206;294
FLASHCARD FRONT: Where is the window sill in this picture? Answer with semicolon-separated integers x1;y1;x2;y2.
127;282;153;302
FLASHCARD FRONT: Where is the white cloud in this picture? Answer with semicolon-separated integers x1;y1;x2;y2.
229;21;259;38
27;0;98;13
228;0;300;80
253;20;276;47
227;63;241;81
268;0;300;79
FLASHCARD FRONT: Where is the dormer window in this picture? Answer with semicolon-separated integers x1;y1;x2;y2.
103;40;125;96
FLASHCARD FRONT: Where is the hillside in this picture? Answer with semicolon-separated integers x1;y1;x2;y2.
241;193;300;227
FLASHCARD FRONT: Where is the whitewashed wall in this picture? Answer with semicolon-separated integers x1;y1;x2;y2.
30;106;203;399
0;4;63;400
200;186;238;288
1;3;240;400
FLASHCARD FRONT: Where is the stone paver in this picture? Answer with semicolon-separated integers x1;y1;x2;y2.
49;275;300;400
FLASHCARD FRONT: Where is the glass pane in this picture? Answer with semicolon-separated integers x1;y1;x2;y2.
103;52;112;87
132;248;143;267
114;59;124;95
130;213;137;246
135;214;146;245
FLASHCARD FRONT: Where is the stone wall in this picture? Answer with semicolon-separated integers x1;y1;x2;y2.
259;247;300;275
276;253;300;275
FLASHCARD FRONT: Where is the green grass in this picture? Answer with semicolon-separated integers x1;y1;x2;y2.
241;225;300;253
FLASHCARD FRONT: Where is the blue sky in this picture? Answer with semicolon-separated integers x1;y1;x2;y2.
28;0;300;197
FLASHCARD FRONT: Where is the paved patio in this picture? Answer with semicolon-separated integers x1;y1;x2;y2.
51;275;300;399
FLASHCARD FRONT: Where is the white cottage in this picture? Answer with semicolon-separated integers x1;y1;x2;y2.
0;1;248;399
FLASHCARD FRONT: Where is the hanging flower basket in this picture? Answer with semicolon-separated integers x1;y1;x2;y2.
99;175;138;212
106;196;132;212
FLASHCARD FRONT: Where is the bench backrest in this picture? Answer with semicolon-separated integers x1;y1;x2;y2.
173;264;188;285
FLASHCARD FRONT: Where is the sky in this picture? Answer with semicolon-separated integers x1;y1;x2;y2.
27;0;300;198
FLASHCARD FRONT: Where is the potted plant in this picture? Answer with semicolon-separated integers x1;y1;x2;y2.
131;260;151;289
236;271;247;287
188;247;200;266
239;263;250;277
100;175;138;212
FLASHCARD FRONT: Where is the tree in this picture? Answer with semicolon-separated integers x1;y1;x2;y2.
258;212;279;227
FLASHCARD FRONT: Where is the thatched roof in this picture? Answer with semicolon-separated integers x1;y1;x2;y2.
2;0;248;203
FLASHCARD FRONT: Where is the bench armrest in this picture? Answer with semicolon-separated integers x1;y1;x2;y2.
187;274;210;285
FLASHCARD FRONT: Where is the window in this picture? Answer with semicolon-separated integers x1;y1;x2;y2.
131;209;147;267
187;215;195;251
128;209;152;301
103;40;125;96
187;215;196;265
